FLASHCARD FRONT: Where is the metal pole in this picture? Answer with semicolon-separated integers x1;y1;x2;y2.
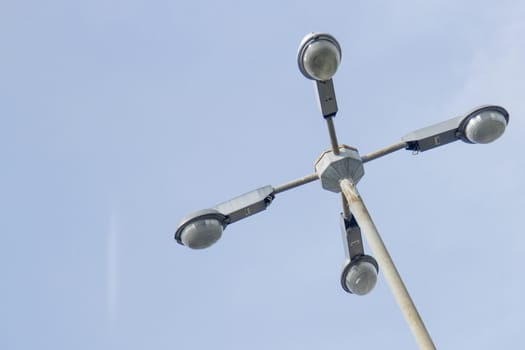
341;194;351;218
325;117;340;155
361;141;407;163
339;178;436;350
323;116;353;216
273;173;319;195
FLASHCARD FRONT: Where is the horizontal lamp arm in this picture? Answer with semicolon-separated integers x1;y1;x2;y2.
361;141;408;163
273;173;319;194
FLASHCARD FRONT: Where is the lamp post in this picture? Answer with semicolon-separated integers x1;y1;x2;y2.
174;32;509;349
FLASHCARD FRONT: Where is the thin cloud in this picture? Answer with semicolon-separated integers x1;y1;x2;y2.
107;212;119;326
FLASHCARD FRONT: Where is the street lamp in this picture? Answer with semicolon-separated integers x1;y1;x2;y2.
402;105;509;152
175;32;509;349
340;214;378;295
175;186;274;249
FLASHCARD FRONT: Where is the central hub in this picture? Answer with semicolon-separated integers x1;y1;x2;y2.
314;145;364;193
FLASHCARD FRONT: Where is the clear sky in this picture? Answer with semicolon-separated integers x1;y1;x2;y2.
2;1;524;349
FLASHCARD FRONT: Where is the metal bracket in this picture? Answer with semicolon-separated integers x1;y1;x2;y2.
315;79;338;118
340;214;365;259
314;145;364;193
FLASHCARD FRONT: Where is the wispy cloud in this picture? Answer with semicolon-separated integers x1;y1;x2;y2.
107;212;119;326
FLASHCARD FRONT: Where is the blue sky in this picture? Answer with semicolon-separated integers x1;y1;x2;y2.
2;1;524;349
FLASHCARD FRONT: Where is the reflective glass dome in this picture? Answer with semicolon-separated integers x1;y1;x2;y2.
298;33;341;81
344;260;378;296
180;218;223;249
464;110;508;144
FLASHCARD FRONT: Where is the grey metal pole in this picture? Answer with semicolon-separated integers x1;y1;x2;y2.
273;173;319;195
325;117;340;155
339;178;436;350
361;141;407;163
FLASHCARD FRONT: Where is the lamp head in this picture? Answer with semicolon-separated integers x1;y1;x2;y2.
174;186;274;250
175;209;228;249
459;105;509;144
341;255;378;295
402;104;510;152
297;32;341;81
